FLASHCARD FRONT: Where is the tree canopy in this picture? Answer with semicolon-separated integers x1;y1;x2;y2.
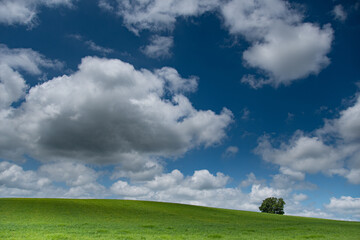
259;197;285;215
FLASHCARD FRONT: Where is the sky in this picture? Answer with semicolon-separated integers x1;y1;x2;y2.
0;0;359;221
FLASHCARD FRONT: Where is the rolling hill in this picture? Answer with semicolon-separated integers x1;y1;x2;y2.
0;198;359;239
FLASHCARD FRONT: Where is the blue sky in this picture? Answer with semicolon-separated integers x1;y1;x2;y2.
0;0;359;221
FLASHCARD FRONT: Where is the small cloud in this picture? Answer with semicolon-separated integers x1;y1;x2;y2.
222;146;239;158
332;4;347;22
286;112;294;123
84;40;113;55
241;107;250;120
141;35;173;59
241;75;271;89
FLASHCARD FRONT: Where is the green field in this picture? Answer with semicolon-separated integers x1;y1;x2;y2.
0;198;359;239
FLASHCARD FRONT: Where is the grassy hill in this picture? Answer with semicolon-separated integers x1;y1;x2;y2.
0;198;359;239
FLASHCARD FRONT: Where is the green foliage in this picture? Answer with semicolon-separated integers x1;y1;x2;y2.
0;198;359;239
259;197;286;215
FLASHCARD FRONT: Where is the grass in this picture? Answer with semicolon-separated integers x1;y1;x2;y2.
0;198;359;239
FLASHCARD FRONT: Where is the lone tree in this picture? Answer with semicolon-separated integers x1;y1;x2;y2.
259;197;285;215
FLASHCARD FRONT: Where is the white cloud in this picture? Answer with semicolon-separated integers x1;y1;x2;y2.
39;161;108;198
84;40;114;55
99;0;220;34
0;0;74;26
68;35;114;55
111;168;250;210
249;184;289;203
111;156;164;181
345;169;360;184
325;196;360;218
0;160;108;198
145;169;183;190
223;146;239;158
292;193;307;203
240;172;265;187
220;0;301;40
39;162;99;187
0;44;62;109
255;94;360;184
255;133;342;174
155;67;198;93
186;170;229;190
141;35;173;59
289;208;333;219
0;44;63;75
0;56;233;178
279;167;305;181
65;182;107;198
111;180;151;197
221;0;333;88
241;22;332;87
0;64;27;109
333;4;347;22
0;161;51;191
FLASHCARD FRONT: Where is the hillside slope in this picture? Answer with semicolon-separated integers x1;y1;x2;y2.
0;198;359;239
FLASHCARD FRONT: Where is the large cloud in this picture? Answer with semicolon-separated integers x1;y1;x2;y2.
0;56;233;171
0;0;74;26
255;94;360;184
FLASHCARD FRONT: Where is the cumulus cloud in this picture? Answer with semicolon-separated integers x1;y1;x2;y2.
221;0;333;88
0;160;108;198
255;94;360;184
0;161;51;192
255;133;342;174
0;0;74;26
0;56;233;178
325;196;360;218
242;23;332;87
99;0;220;34
111;180;150;197
141;35;174;59
39;162;99;187
111;156;164;181
333;4;347;22
111;169;262;211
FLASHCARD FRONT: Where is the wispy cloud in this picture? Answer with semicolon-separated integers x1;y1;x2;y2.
68;34;114;55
